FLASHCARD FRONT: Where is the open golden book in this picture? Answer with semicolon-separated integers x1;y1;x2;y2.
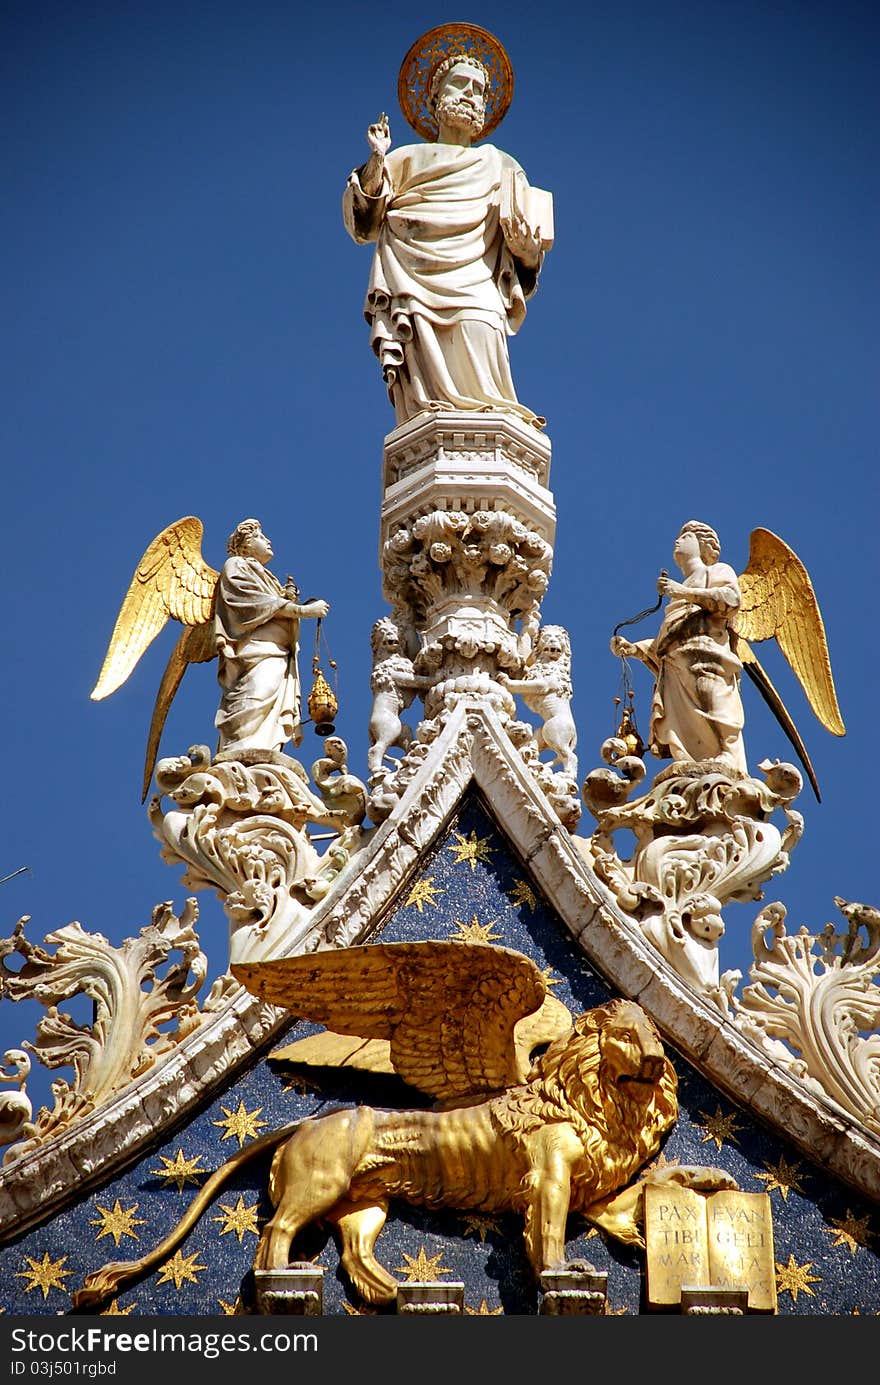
500;166;554;251
644;1183;777;1312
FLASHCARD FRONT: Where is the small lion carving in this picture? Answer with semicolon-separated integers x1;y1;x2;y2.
74;943;733;1310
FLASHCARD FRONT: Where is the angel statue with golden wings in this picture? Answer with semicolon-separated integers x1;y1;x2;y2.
610;520;845;800
91;517;329;800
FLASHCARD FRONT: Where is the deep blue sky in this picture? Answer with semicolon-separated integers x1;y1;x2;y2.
2;1;878;1113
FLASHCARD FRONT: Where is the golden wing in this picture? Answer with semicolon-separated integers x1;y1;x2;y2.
270;991;573;1088
91;516;219;701
233;940;571;1102
140;620;218;802
733;527;845;737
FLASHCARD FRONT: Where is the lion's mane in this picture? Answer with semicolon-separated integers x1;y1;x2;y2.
490;998;678;1211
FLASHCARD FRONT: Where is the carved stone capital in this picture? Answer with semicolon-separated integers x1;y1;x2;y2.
381;410;554;528
378;415;557;700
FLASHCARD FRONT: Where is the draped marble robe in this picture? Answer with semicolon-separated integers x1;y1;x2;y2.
646;566;748;774
214;557;303;754
343;141;542;426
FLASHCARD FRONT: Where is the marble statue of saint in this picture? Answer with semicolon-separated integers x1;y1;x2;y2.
611;520;846;796
214;519;329;756
343;27;551;428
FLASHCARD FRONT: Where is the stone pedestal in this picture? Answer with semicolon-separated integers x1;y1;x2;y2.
379;412;557;698
680;1286;749;1315
538;1265;609;1315
396;1281;465;1315
253;1265;324;1315
381;410;555;544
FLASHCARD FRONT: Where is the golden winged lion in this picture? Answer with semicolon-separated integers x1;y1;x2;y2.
612;522;845;799
91;517;329;801
74;941;734;1310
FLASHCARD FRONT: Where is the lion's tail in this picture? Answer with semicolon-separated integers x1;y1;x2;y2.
71;1120;303;1311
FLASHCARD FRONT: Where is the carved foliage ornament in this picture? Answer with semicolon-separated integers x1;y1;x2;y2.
731;898;880;1133
0;900;225;1161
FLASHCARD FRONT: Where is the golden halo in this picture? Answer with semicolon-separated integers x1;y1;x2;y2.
397;22;514;142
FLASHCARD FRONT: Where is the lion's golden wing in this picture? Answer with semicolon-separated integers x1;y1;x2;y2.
233;941;552;1101
91;516;219;701
733;527;845;735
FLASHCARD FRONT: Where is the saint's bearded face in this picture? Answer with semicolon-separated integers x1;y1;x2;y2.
433;62;487;138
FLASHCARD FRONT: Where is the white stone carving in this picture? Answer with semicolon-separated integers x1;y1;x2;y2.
90;515;331;802
149;745;368;964
499;624;578;777
381;412;554;535
610;520;845;803
214;520;330;757
611;521;748;773
728;898;880;1133
343;56;551;427
0;1051;32;1153
381;506;553;708
367;617;435;775
0;899;217;1162
584;753;804;996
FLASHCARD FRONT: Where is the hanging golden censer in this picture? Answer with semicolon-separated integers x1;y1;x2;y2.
308;618;338;736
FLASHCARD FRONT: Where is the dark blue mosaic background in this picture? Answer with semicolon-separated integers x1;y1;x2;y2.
1;794;878;1315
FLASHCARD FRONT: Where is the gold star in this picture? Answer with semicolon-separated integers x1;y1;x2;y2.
448;831;493;872
461;1214;501;1242
823;1210;873;1255
508;879;537;912
405;877;444;912
213;1195;260;1242
696;1104;743;1151
16;1252;72;1300
101;1300;135;1316
151;1149;209;1192
754;1155;808;1201
156;1249;207;1291
605;1303;628;1315
775;1254;821;1303
394;1246;452;1282
218;1297;243;1315
646;1152;676;1174
449;915;502;945
212;1100;268;1148
575;1222;600;1240
465;1299;503;1315
90;1199;146;1246
539;966;562;989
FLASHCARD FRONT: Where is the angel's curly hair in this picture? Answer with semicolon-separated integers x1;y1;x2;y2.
679;520;721;562
227;518;263;556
